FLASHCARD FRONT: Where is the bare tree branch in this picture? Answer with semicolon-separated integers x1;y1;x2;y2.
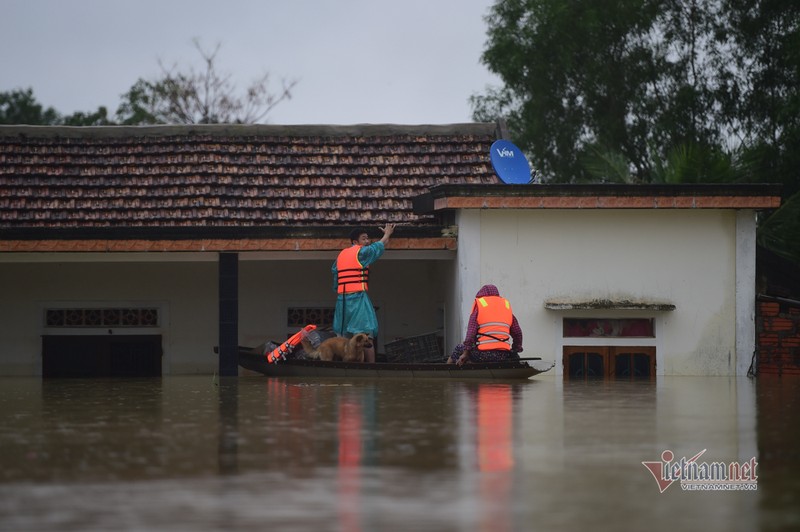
117;38;298;124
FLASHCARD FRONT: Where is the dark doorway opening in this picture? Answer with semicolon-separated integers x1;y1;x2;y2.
42;335;162;378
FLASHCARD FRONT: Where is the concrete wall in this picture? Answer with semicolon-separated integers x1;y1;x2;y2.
0;208;758;376
237;257;448;352
0;254;449;376
0;260;218;375
452;209;747;376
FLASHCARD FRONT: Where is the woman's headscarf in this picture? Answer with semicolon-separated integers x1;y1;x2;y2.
475;284;500;298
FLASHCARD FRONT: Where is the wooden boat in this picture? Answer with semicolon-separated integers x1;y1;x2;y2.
238;345;553;380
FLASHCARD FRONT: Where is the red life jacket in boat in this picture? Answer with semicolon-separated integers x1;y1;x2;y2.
336;246;369;294
266;324;317;363
473;296;512;351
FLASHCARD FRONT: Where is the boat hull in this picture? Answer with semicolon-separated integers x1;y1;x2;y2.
238;347;551;380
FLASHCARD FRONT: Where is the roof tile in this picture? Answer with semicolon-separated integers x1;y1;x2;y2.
0;124;500;230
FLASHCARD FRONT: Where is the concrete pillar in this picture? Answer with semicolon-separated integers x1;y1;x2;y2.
218;253;239;376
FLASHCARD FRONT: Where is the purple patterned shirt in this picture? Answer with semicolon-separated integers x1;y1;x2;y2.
462;285;523;354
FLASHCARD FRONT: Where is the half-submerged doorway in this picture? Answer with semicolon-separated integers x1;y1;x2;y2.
42;335;163;378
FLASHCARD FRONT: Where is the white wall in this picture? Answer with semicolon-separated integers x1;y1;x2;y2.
735;210;757;375
0;254;450;375
0;261;219;375
0;207;755;376
454;209;742;375
447;211;483;358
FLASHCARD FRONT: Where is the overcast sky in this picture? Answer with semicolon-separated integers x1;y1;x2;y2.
1;0;502;125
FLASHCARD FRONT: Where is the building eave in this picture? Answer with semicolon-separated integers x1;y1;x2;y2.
0;237;457;253
0;225;457;253
413;183;783;213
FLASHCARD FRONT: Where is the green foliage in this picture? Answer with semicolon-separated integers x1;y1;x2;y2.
581;141;745;185
473;0;799;189
722;0;800;197
115;79;160;125
578;145;634;184
0;87;115;126
474;0;800;265
475;0;680;182
61;107;115;126
0;88;61;125
758;191;800;264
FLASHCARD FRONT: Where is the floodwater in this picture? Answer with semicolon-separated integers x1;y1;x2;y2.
0;374;798;532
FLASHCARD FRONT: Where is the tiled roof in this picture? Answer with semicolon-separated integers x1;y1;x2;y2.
0;124;501;235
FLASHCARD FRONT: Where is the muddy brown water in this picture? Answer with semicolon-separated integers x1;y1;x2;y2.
0;374;798;531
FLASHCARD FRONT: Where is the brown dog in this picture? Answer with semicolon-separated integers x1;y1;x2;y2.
300;333;372;362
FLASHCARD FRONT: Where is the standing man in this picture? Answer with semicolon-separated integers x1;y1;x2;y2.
332;223;395;363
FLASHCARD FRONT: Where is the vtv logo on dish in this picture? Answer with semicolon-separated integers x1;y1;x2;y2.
495;146;515;158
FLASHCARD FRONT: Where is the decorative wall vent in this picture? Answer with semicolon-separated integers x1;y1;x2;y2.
287;307;334;328
45;308;159;328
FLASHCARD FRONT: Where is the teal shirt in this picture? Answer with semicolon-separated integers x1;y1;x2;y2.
331;242;385;337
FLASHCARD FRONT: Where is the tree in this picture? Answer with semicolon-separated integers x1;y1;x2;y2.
471;0;799;188
722;0;800;197
0;88;61;125
473;0;673;182
2;40;296;126
472;0;800;264
758;190;800;265
61;107;115;126
116;39;297;125
0;87;116;126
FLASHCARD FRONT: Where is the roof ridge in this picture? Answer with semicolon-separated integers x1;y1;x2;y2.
0;123;498;139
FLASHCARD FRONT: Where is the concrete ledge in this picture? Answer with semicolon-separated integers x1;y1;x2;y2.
544;299;676;311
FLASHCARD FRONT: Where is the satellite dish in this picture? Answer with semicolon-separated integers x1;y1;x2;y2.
490;140;533;184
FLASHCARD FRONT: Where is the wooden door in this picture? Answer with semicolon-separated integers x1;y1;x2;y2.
564;346;655;379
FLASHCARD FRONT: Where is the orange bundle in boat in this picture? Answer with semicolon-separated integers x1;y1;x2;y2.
266;324;317;363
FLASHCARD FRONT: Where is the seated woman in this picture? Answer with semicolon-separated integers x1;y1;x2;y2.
447;284;523;365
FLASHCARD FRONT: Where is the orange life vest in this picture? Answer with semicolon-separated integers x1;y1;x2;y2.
473;296;512;351
336;246;369;294
266;324;317;363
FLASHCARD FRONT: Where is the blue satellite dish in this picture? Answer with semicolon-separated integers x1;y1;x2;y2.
490;140;532;184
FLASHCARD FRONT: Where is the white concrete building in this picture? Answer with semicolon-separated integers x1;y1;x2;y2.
427;187;778;376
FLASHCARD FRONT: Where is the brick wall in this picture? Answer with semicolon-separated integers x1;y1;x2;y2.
757;296;800;376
